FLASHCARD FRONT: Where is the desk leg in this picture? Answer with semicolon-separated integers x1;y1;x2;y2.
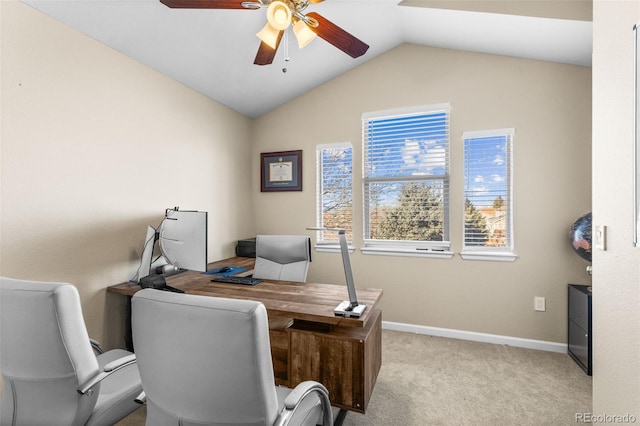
125;296;134;352
269;327;289;386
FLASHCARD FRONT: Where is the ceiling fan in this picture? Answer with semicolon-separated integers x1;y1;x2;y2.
159;0;369;66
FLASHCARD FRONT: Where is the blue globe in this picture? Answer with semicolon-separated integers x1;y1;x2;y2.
570;212;592;262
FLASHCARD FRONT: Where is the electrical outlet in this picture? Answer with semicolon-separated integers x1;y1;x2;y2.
534;296;546;312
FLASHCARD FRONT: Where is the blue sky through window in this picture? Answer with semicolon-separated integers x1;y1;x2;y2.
365;112;448;180
464;134;509;209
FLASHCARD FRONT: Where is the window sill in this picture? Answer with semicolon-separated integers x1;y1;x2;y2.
459;251;518;262
314;244;355;254
361;246;454;259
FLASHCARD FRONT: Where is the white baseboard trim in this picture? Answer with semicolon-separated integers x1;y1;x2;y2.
382;320;567;354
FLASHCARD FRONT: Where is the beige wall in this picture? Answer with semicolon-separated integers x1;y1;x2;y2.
0;1;254;348
253;44;592;344
592;0;640;418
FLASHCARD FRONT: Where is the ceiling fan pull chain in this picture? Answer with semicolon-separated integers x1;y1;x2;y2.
284;29;290;62
282;29;290;73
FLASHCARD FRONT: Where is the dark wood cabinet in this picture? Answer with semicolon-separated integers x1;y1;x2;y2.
568;284;592;375
288;308;382;413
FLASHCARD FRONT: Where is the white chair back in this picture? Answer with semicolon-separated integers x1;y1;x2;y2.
253;235;311;282
132;289;280;426
1;277;142;426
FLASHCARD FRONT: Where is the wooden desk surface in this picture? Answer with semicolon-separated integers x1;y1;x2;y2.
108;257;383;329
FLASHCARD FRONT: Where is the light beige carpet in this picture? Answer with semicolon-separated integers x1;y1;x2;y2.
118;329;592;426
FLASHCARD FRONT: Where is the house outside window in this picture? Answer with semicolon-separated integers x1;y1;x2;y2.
315;142;353;252
461;128;517;261
361;104;452;258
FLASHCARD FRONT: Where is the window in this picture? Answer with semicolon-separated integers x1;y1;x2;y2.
461;128;516;261
362;104;452;258
315;143;353;252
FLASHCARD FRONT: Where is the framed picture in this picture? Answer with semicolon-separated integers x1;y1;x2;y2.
261;150;302;192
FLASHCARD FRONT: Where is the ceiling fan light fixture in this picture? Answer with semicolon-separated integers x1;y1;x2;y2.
293;19;316;48
266;1;292;30
256;22;281;49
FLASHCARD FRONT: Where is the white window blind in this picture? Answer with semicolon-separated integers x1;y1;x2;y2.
462;128;516;261
362;104;451;257
315;143;353;250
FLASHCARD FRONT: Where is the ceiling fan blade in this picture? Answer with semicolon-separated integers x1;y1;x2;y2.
254;31;284;65
305;12;369;59
160;0;252;9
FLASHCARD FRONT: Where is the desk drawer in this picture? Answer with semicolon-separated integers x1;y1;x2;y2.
568;320;589;371
568;285;588;327
567;284;592;375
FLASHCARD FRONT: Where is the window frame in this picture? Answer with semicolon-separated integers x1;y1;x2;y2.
315;142;354;253
460;128;517;262
361;104;453;259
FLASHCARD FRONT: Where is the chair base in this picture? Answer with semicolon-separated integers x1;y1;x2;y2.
332;407;348;426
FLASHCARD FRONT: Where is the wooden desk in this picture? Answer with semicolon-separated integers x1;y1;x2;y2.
108;257;383;414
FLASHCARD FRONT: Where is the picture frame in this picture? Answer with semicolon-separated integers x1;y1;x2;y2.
260;150;303;192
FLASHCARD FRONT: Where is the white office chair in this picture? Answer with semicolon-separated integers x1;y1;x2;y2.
0;277;142;426
132;289;333;426
253;235;312;332
253;235;312;282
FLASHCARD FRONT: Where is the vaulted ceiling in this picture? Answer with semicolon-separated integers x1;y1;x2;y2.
23;0;593;118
